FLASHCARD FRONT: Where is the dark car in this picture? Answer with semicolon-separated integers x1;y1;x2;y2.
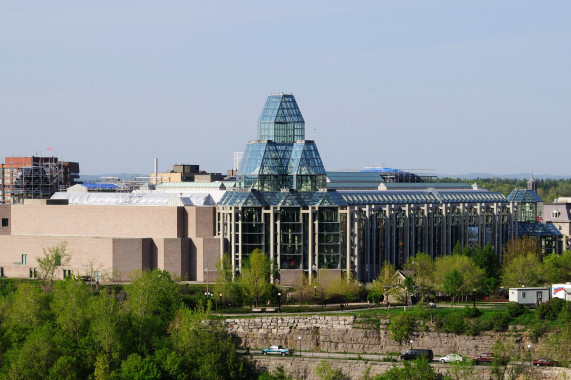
472;353;494;364
400;349;434;361
533;358;555;367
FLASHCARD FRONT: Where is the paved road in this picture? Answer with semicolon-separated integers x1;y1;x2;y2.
251;350;393;361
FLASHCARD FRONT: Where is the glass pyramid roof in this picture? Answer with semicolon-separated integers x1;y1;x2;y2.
507;189;543;203
258;94;305;143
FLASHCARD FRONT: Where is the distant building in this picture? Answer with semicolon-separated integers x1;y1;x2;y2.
542;197;571;251
150;164;224;185
0;156;80;204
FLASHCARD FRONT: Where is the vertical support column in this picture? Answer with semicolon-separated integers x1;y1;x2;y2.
345;208;351;277
237;208;242;274
365;205;371;282
308;207;314;282
353;209;360;282
269;209;276;280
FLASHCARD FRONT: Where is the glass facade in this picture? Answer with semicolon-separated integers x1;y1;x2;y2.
237;93;327;191
258;94;305;143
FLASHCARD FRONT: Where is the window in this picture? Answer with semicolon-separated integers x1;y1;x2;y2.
1;218;7;227
522;292;526;298
29;268;37;279
0;267;3;277
63;269;72;279
552;210;561;218
21;254;27;265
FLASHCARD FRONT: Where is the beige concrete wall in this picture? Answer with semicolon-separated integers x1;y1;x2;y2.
0;204;221;282
185;206;216;238
11;204;183;238
0;235;115;279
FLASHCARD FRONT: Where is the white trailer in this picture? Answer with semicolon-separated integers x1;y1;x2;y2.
509;287;550;305
552;284;571;301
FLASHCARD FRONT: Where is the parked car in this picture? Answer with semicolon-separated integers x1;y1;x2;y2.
261;345;294;356
533;358;555;367
472;353;494;364
438;354;463;363
400;349;434;361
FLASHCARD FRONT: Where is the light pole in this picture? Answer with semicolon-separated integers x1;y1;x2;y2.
473;288;476;308
314;286;317;305
278;292;281;309
219;293;222;309
409;340;413;349
298;336;302;356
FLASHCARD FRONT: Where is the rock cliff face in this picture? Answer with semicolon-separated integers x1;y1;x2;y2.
226;315;510;356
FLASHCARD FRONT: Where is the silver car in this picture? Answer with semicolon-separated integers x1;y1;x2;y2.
439;354;463;363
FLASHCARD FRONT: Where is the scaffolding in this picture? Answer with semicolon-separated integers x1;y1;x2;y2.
1;156;74;204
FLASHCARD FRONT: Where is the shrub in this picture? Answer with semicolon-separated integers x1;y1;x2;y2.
388;313;417;343
491;312;510;332
462;306;482;318
439;314;466;334
536;298;571;321
506;302;526;319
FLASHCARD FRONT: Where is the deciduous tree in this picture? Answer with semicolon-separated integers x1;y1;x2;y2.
36;241;72;288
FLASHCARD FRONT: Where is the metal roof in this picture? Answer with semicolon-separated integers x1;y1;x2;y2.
218;189;507;207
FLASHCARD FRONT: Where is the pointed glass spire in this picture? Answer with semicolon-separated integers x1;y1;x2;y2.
257;93;305;143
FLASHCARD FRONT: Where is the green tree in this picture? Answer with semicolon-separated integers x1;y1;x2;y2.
314;360;349;380
404;253;435;296
376;357;437;380
36;241;72;288
471;244;500;280
239;249;271;307
444;270;464;304
214;253;235;302
88;289;129;361
434;254;484;298
503;236;541;262
124;269;182;349
387;312;417;343
501;253;545;288
543;250;571;284
377;262;399;307
51;276;91;345
169;307;254;380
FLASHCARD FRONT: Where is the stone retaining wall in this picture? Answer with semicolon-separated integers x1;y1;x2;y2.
225;315;516;356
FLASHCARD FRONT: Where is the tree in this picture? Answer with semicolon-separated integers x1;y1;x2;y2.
376;357;437;380
214;253;234;301
314;360;349;380
404;253;435;295
444;270;464;304
434;254;485;298
387;312;417;343
503;236;541;262
471;244;500;280
36;241;72;288
501;253;545;288
169;307;255;380
239;249;271;307
377;262;400;306
51;276;91;345
543;251;571;284
124;269;182;349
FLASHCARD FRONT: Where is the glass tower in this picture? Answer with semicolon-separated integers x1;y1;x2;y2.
257;93;305;142
237;93;327;191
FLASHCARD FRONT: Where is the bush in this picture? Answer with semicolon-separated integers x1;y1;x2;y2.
506;301;526;319
462;306;482;318
388;313;417;343
438;314;466;334
491;312;510;332
536;298;571;321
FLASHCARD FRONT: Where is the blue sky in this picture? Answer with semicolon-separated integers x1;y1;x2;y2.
1;1;570;176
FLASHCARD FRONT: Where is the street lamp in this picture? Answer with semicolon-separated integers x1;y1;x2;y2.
473;288;476;308
298;336;302;356
409;340;413;349
278;292;281;309
219;293;222;308
528;344;532;365
314;286;317;305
